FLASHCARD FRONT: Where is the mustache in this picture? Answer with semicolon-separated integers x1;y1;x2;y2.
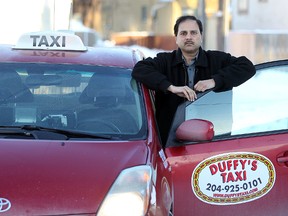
184;41;194;45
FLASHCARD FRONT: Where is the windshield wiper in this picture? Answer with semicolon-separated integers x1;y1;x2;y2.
0;125;113;140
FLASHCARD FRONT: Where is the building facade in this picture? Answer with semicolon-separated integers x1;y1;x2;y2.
72;0;225;50
73;0;288;63
228;0;288;63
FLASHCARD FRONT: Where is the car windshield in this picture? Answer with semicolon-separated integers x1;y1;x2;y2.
0;62;146;140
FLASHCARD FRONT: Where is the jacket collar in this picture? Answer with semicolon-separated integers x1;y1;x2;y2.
174;47;208;67
173;48;184;66
195;47;208;67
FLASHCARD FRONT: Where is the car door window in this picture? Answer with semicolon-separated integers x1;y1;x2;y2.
186;64;288;139
186;90;232;137
231;65;288;135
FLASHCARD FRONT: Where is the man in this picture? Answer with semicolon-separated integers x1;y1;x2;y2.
132;15;256;146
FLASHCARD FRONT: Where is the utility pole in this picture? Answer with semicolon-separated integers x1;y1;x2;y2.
197;0;206;48
217;0;224;51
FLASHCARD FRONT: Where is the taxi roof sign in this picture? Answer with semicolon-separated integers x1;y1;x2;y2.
13;31;87;51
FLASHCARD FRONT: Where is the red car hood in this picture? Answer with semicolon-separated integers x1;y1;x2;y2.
0;139;148;215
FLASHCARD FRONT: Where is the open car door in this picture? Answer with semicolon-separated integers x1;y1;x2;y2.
165;60;288;216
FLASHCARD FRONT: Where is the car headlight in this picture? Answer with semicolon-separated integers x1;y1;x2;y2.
97;165;153;216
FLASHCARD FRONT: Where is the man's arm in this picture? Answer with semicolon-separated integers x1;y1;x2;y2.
210;54;256;92
132;56;171;91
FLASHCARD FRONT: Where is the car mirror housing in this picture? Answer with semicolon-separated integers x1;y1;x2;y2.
176;119;214;142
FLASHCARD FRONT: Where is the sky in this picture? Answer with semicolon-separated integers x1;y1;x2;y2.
0;0;71;44
0;0;165;58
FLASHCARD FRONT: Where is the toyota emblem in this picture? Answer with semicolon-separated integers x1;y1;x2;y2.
0;198;11;213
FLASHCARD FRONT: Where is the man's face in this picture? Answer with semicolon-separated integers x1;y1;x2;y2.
175;19;202;54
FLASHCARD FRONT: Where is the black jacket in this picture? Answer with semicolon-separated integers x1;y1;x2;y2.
132;47;256;144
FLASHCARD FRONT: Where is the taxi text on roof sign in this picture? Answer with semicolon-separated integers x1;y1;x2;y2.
13;31;87;51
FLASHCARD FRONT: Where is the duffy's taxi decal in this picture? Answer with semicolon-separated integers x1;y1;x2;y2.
191;152;275;205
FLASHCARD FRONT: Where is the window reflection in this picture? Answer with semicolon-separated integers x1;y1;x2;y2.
0;63;146;139
232;67;288;135
185;65;288;138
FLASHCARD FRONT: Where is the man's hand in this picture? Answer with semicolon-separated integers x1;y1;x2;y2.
167;79;215;101
194;79;215;92
167;85;197;101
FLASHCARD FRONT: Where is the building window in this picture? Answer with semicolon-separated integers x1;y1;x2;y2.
238;0;249;14
141;6;147;22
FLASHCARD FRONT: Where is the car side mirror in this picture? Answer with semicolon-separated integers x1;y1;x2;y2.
176;119;214;142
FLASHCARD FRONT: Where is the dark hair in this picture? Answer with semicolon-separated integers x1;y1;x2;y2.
173;15;203;36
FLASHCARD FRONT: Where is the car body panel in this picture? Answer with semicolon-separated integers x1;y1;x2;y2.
0;44;140;68
0;139;148;215
166;134;288;216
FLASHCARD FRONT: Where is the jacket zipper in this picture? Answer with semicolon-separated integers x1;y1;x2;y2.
182;63;188;86
182;63;188;102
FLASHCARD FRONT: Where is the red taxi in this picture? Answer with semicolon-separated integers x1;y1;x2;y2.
0;31;287;216
0;31;172;216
